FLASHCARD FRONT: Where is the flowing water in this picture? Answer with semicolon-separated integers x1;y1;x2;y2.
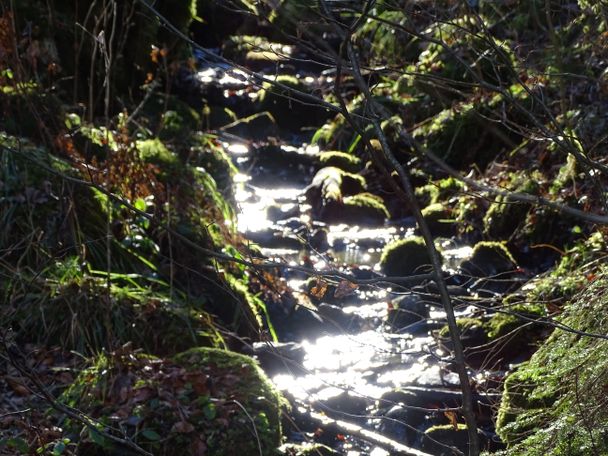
196;61;504;455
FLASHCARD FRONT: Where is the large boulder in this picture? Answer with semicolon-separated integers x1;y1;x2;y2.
460;241;518;278
60;347;284;456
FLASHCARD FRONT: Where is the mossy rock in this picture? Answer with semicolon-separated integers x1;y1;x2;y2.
257;75;331;130
60;347;284;456
322;192;389;225
380;236;438;276
483;174;541;240
306;167;366;208
460;241;518;278
438;317;488;352
421;424;490;455
354;9;420;65
495;269;608;454
222;35;293;68
137;138;181;173
416;177;465;208
421;203;456;236
413;87;530;169
486;303;545;345
317;151;362;173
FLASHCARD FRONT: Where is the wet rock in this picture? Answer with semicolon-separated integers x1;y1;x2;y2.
380;236;438;277
267;204;300;222
377;390;429;432
321;193;389;226
246;229;303;250
350;266;382;281
460;241;524;296
305;167;366;206
315;391;368;416
223;111;279;140
376;404;422;446
460;241;518;278
316;151;362;173
257;75;332;130
386;294;430;332
318;303;363;332
438;318;488;357
251;341;306;375
421;424;489;455
421;203;456;237
309;228;329;251
277;217;308;231
252;143;316;169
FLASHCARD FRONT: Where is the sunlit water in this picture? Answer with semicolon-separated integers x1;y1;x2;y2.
226;138;479;454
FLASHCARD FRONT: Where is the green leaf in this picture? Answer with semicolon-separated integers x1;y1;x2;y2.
141;429;162;441
203;403;216;420
65;113;81;130
134;198;146;212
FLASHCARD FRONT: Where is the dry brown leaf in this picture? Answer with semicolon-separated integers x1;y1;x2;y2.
333;280;358;298
6;376;30;396
310;278;328;298
444;410;459;430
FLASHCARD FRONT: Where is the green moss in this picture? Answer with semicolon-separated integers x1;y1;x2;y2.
354;10;419;65
413;86;530;168
138;138;180;170
310;167;366;202
318;151;362;173
483;173;541;240
60;347;284;456
343;193;390;221
486;304;545;340
496;269;608;454
438;317;485;339
421;202;455;236
380;236;438;276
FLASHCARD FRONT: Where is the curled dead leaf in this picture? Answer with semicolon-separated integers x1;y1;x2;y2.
334;280;358;298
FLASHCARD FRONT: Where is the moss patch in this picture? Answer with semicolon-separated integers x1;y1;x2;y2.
317;151;362;173
495;268;608;455
60;347;284;456
380;236;439;276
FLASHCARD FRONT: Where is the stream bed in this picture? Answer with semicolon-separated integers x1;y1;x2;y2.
193;49;518;455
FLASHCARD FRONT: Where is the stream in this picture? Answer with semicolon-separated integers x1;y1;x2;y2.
193;49;509;456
